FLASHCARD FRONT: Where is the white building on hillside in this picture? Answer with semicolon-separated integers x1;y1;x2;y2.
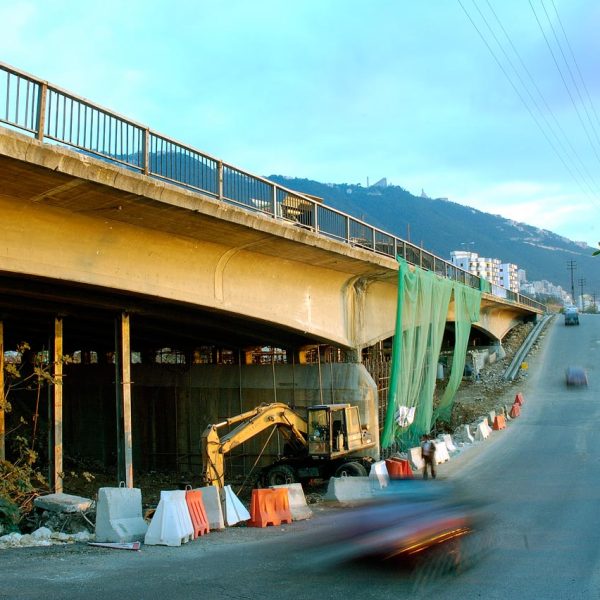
450;251;501;285
499;262;519;292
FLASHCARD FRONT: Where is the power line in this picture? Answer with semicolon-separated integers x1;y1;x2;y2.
529;0;600;169
540;0;600;152
550;0;600;140
457;0;600;204
484;0;600;197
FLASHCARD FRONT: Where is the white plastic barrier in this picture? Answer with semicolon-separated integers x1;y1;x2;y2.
325;476;374;504
221;485;250;526
442;434;457;453
369;460;390;489
95;487;147;543
475;420;491;441
504;405;512;420
144;490;193;547
433;441;450;464
408;447;425;471
197;486;225;530
270;483;312;521
463;425;474;443
487;411;496;427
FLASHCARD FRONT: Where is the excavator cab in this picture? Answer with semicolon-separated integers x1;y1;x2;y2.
307;404;374;459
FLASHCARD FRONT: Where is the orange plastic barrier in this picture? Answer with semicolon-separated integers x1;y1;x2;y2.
248;489;292;528
509;403;521;418
515;392;525;406
185;489;210;538
493;414;506;430
385;458;414;479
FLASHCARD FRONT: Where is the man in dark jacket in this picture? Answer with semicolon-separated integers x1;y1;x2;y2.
420;434;436;480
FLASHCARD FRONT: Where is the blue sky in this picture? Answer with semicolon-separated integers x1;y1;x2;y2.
2;0;600;247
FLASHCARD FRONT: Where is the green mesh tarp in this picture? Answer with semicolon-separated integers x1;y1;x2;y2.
381;259;481;450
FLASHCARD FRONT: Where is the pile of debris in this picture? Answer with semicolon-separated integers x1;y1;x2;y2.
0;492;95;550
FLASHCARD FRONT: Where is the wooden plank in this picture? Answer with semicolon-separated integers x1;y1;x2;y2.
0;321;4;461
53;317;63;493
121;313;133;488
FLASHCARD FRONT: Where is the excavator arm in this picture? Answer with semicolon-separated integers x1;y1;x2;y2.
201;403;308;488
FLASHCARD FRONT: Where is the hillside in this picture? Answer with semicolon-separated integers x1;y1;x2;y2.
269;175;596;292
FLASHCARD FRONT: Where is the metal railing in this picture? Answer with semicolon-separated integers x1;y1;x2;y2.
0;61;545;313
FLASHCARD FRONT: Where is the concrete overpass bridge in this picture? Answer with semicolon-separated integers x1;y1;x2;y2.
0;63;543;490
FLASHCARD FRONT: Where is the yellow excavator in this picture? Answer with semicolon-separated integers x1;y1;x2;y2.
201;402;376;488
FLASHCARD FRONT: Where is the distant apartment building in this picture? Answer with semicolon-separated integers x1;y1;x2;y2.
520;278;570;304
499;262;519;292
450;251;501;285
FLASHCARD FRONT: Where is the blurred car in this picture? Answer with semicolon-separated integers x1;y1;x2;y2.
566;366;588;386
305;480;489;581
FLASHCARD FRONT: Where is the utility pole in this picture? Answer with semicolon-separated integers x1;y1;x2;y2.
593;291;597;313
567;260;577;304
578;277;586;311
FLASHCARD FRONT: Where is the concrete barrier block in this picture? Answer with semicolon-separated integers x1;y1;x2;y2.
408;447;425;471
463;425;474;443
475;420;491;441
145;490;193;547
196;486;225;530
433;441;450;464
369;460;390;489
221;485;250;526
325;476;374;504
95;487;147;543
442;434;457;453
270;483;313;521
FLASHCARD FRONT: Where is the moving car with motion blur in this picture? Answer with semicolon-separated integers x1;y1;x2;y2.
566;366;588;386
305;480;489;584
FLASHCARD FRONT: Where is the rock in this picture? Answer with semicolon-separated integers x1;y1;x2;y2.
71;531;92;542
18;534;33;546
31;527;52;540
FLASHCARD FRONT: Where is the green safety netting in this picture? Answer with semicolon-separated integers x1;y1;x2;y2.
381;259;481;450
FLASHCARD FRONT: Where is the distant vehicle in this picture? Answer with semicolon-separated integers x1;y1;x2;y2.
566;366;588;386
564;306;579;326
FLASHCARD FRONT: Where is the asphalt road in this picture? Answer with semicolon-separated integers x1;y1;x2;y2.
2;314;600;599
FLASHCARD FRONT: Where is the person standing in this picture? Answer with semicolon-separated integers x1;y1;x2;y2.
420;434;436;480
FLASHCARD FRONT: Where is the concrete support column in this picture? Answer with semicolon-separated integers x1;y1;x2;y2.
52;317;64;493
0;321;4;461
115;313;133;488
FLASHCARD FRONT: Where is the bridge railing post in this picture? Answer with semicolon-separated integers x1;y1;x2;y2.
313;201;318;232
218;161;224;200
35;81;48;141
272;184;277;218
142;128;150;175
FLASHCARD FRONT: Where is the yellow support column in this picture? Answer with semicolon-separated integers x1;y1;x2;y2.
53;317;64;493
120;313;133;488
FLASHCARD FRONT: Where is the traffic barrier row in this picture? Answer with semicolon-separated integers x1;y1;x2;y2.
96;480;313;547
406;392;528;480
